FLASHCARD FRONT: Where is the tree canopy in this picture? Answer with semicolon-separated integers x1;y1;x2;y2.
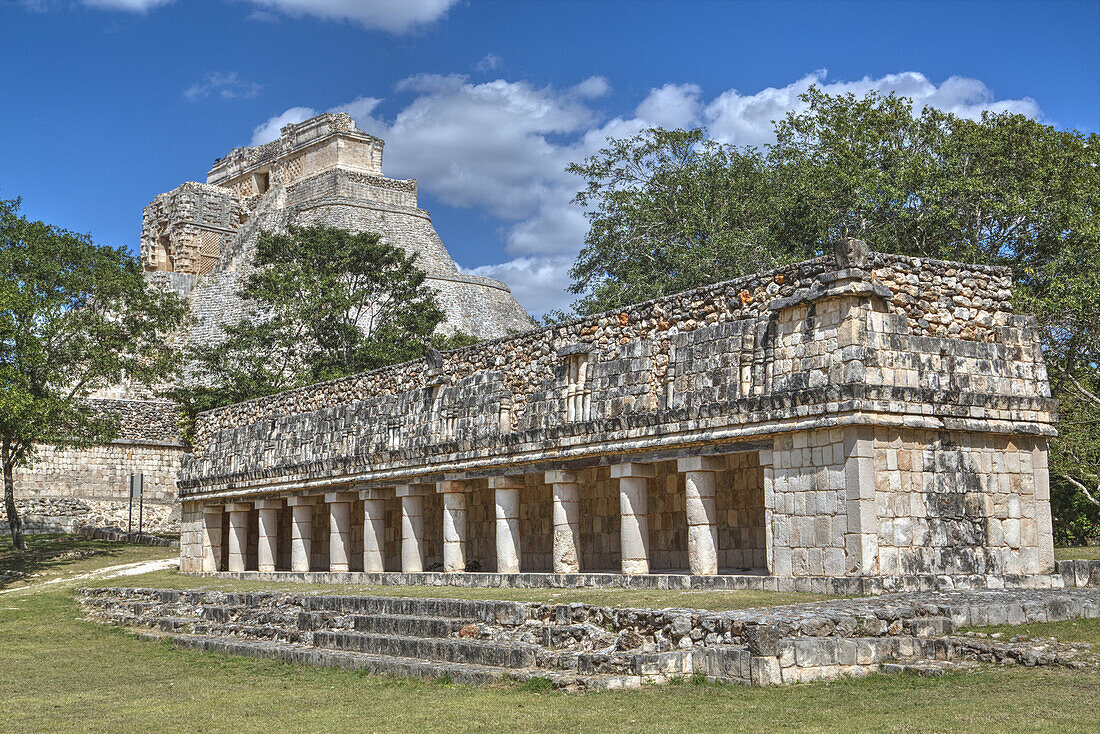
169;225;476;437
567;88;1100;541
0;197;187;549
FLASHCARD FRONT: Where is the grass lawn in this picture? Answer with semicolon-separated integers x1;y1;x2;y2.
2;535;1099;733
961;617;1100;645
1055;545;1100;561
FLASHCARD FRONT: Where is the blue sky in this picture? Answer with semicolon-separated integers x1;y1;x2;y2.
2;0;1097;316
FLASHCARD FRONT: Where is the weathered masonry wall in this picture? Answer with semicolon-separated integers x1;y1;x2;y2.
179;244;1058;585
8;400;186;534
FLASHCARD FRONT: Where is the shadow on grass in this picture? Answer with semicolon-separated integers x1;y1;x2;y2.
0;533;138;589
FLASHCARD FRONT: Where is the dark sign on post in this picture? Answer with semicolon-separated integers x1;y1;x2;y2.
128;474;143;534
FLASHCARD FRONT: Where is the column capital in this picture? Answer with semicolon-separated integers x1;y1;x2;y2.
324;490;358;504
488;475;526;490
677;456;726;473
545;469;579;485
436;480;468;494
359;487;392;501
203;504;224;515
286;495;318;507
224;502;252;513
395;483;434;498
611;462;655;479
253;499;283;511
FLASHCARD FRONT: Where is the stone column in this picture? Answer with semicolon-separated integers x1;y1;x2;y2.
201;504;223;573
678;456;724;575
359;488;388;573
225;502;251;573
841;427;878;577
286;496;315;573
490;476;524;574
326;491;356;573
254;499;282;573
612;463;654;575
1033;440;1056;573
546;470;581;574
437;481;467;573
397;484;431;573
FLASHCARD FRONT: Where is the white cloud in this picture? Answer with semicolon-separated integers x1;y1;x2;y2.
703;70;1040;148
184;71;263;101
475;53;502;72
80;0;173;10
464;256;576;318
251;106;318;145
245;0;458;33
634;83;702;128
572;76;611;99
250;70;1041;315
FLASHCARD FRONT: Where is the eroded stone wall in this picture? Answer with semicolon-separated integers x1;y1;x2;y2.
873;428;1051;576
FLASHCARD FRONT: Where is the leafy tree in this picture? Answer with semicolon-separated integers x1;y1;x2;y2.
169;225;476;437
566;128;812;314
0;198;186;550
567;88;1100;538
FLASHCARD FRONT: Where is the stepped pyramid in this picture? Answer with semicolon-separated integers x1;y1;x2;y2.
140;112;534;354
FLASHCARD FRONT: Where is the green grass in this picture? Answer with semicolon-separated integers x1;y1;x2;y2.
3;536;1099;732
1055;545;1100;561
962;617;1100;645
2;584;1098;733
89;567;835;611
1;534;177;592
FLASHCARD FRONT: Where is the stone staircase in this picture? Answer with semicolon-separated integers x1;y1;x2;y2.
79;588;685;690
79;587;1100;689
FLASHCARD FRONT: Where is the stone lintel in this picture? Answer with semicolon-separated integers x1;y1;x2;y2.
395;483;434;498
611;462;656;479
324;491;359;504
252;499;283;511
545;470;579;485
224;502;251;513
436;480;467;494
677;456;726;473
488;475;526;490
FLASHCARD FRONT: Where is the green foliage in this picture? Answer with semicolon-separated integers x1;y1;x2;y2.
0;197;186;548
567;88;1100;533
567;128;811;314
169;225;474;437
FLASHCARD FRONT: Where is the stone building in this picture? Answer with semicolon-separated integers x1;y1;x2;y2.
142;112;534;344
177;241;1059;590
10;113;533;534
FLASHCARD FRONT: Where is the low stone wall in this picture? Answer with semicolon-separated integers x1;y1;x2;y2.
0;496;180;536
1056;559;1100;588
194;568;1067;595
77;527;179;548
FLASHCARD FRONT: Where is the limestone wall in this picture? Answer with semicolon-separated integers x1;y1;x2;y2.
183;252;1047;491
11;399;186;533
872;428;1050;576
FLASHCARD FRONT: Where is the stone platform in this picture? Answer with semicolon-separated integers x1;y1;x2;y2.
80;586;1100;689
187;566;1091;596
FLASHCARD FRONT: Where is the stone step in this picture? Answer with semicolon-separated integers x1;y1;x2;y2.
140;631;643;691
84;590;530;626
313;630;538;669
350;613;462;638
